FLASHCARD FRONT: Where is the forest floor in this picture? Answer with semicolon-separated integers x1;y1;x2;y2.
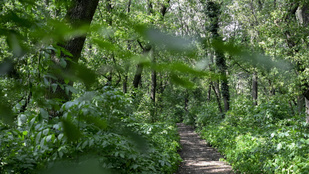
175;123;234;174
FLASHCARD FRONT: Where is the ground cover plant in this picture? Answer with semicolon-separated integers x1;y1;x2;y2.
195;95;309;174
0;87;181;173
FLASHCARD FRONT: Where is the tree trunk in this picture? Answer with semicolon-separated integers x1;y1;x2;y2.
151;57;156;103
207;84;212;101
306;97;309;123
150;50;157;122
221;73;230;112
297;94;305;113
149;0;169;121
211;82;223;113
252;71;258;105
214;81;221;101
123;75;128;93
287;3;309;120
207;1;230;112
184;90;189;113
49;0;99;102
299;4;309;122
123;0;131;93
133;64;144;89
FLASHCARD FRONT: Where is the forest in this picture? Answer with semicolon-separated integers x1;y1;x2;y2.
1;0;309;173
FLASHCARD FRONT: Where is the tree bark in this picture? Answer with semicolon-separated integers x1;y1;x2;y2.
49;0;99;102
63;0;99;62
133;63;144;89
206;1;230;112
297;94;305;113
286;3;309;121
123;1;131;93
149;0;170;121
207;84;212;101
151;54;156;103
298;4;309;122
133;41;151;88
123;75;128;93
211;82;223;113
252;71;258;105
304;90;309;123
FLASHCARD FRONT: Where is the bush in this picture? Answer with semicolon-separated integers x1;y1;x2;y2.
0;87;181;174
197;95;309;173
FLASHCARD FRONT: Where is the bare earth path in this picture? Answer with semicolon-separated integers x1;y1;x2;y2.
175;123;234;174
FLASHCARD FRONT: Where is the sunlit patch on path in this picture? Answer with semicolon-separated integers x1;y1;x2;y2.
175;123;234;174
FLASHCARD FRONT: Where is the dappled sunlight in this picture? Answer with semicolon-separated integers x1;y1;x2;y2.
176;123;234;174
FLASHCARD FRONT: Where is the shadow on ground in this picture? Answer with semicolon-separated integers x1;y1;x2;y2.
175;123;234;174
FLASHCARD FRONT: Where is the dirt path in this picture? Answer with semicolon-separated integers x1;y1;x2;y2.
175;123;234;174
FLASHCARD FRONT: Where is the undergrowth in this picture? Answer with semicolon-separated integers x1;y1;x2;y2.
192;95;309;174
0;87;181;174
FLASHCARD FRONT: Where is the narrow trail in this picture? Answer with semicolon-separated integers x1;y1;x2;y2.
175;123;234;174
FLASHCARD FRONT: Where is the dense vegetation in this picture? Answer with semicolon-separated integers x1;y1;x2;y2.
1;0;309;174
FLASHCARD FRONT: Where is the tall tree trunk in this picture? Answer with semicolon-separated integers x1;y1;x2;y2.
149;0;170;122
151;53;156;103
49;0;99;102
304;90;309;123
133;43;151;89
123;75;128;93
287;3;309;121
252;71;258;105
207;84;212;101
133;64;143;89
214;81;221;102
306;98;309;123
207;1;230;112
297;94;305;113
150;50;157;122
211;82;223;113
123;1;131;93
298;5;309;122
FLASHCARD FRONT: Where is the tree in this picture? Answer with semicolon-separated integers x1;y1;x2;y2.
206;1;230;112
48;0;99;102
294;2;309;122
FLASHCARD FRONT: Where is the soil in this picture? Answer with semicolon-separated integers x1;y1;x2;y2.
175;123;234;174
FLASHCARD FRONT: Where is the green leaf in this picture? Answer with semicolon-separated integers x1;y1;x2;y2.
40;108;49;119
0;103;15;125
211;40;291;71
65;85;78;94
43;128;49;135
80;115;107;130
71;64;97;89
93;39;116;51
60;47;73;57
60;58;67;68
277;143;282;151
62;118;83;142
6;33;27;57
0;59;14;75
82;140;88;148
64;79;70;84
22;131;28;136
36;132;42;144
46;135;52;142
170;74;194;89
51;83;58;93
44;77;50;86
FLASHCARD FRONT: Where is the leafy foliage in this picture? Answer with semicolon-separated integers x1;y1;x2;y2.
196;95;309;173
0;88;181;173
1;0;309;174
